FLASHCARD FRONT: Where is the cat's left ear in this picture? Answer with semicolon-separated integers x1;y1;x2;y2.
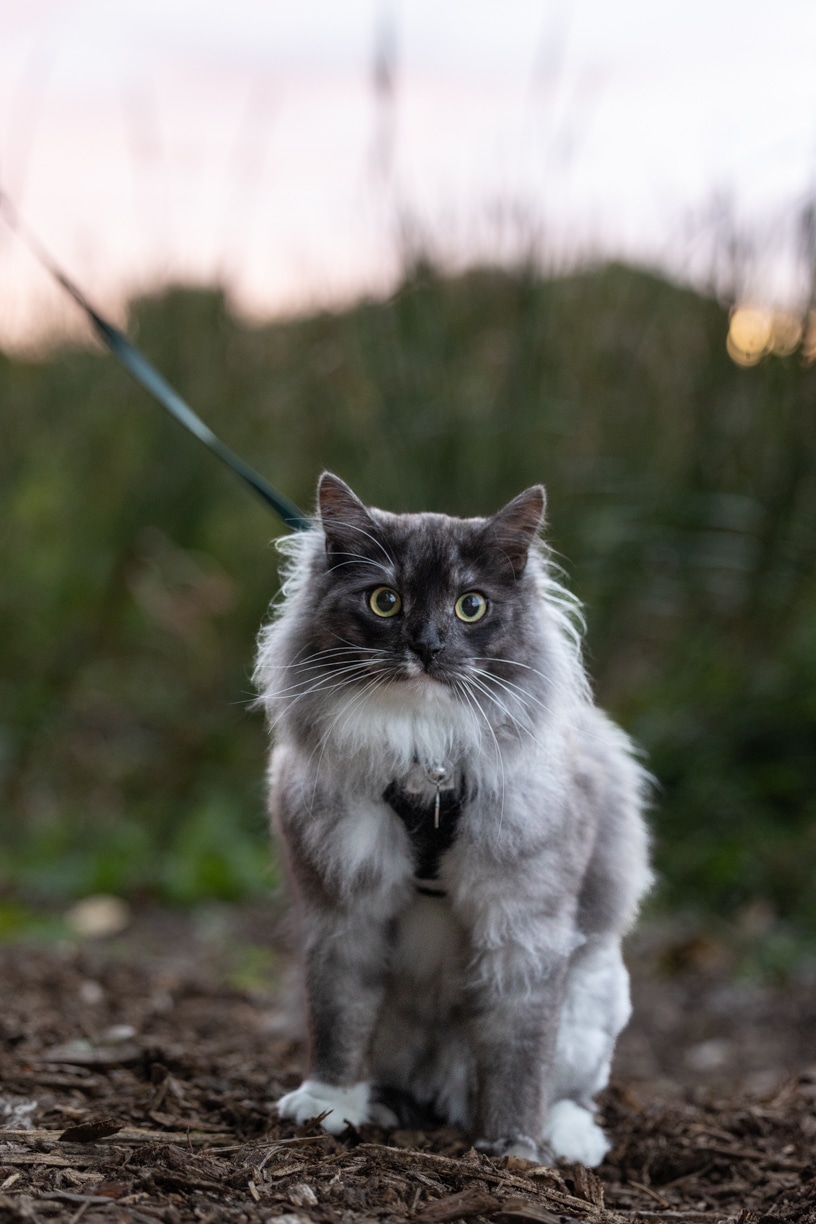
481;485;546;577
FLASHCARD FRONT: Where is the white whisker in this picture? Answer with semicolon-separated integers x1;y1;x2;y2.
263;663;384;726
451;675;506;826
268;663;377;704
470;666;553;723
305;672;393;812
327;552;391;576
319;516;395;567
465;671;540;750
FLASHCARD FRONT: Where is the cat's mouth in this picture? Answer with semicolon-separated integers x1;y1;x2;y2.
400;658;452;689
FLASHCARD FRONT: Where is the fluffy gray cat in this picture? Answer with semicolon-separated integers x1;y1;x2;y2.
254;473;651;1167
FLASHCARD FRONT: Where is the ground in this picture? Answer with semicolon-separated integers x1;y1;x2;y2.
0;905;814;1224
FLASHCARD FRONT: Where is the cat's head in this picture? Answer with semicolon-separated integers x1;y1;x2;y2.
307;471;546;693
255;473;586;767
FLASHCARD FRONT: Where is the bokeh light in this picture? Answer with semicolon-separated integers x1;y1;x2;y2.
727;306;773;366
727;305;807;366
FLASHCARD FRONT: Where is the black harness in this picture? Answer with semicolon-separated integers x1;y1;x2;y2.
383;778;465;897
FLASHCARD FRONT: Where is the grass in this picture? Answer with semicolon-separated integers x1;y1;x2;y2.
1;258;815;939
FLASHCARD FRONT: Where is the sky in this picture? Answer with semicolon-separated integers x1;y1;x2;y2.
1;0;816;348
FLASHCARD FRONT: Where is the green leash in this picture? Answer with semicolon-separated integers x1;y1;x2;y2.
0;190;311;533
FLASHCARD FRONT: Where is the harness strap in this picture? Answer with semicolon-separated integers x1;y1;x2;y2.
383;778;465;896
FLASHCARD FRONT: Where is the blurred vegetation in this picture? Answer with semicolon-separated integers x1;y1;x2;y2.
2;260;816;943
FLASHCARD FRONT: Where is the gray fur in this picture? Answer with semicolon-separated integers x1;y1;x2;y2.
255;473;652;1165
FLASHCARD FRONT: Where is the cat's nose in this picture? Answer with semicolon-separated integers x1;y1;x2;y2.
409;626;446;667
413;642;442;667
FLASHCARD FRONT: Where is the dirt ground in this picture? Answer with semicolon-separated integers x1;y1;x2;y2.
0;905;814;1224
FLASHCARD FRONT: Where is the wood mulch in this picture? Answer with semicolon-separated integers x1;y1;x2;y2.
0;908;814;1224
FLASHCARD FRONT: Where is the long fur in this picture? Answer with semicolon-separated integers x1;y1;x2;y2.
255;475;652;1166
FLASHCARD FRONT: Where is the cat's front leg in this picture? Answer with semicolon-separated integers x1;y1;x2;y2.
278;904;393;1134
467;942;571;1162
272;754;410;1134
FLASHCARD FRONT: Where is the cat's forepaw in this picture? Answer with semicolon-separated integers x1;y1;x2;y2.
475;1134;541;1163
277;1079;371;1134
542;1100;610;1168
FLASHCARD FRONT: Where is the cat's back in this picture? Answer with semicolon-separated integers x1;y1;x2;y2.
569;703;652;937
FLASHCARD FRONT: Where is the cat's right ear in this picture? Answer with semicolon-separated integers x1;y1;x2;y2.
317;472;382;563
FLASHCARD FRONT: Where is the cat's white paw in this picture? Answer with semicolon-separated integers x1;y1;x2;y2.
542;1100;610;1168
277;1079;371;1134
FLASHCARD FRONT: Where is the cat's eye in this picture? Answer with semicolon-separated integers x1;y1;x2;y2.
369;586;402;618
454;592;487;623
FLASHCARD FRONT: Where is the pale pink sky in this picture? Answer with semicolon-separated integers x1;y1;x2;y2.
2;0;816;348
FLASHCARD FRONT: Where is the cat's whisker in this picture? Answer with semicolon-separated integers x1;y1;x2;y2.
275;685;384;777
471;655;562;691
479;675;596;746
276;644;383;665
469;687;536;745
273;653;385;683
259;648;386;687
299;644;384;661
446;676;483;743
452;676;506;827
300;677;381;811
274;656;379;685
263;646;389;685
327;552;391;577
328;632;387;653
319;516;396;568
262;658;377;684
264;664;382;721
472;654;590;707
475;671;549;712
465;672;540;750
469;667;549;731
471;658;625;745
305;672;392;812
267;680;365;717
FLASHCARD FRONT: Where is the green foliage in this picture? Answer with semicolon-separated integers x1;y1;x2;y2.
1;262;815;933
0;899;67;942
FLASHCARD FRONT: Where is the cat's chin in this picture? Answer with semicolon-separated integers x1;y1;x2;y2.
399;661;453;692
403;671;449;691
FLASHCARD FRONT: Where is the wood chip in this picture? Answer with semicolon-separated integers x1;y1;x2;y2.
496;1197;580;1224
58;1119;123;1144
414;1188;501;1222
0;937;814;1224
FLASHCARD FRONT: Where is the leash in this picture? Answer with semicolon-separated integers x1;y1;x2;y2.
1;192;475;864
0;189;311;532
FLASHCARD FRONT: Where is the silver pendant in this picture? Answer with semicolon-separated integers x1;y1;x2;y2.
425;764;453;830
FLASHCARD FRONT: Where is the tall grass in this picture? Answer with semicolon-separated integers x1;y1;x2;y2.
2;261;815;936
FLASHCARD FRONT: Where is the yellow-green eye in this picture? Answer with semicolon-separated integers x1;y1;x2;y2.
455;591;487;623
369;586;402;617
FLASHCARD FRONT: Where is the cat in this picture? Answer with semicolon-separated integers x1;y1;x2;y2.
254;472;652;1167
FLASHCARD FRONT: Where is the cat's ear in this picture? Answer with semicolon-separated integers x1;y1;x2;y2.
481;485;546;576
317;472;383;563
